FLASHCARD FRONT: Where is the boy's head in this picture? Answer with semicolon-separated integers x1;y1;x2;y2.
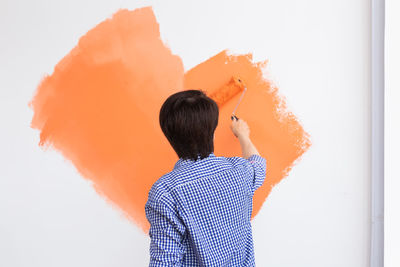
159;89;219;161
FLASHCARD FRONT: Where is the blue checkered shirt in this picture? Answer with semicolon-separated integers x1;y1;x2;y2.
145;152;267;266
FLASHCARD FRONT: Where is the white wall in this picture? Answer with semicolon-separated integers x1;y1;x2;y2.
0;0;371;266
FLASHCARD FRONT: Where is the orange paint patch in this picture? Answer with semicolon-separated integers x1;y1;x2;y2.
29;7;310;232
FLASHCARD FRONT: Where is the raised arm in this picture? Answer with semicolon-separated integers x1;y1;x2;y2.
230;117;267;192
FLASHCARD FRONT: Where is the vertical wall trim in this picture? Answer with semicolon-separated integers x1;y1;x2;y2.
371;0;384;266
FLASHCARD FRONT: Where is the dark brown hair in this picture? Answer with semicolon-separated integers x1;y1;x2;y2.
159;89;219;161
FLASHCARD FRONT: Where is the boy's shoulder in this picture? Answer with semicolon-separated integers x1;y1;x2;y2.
146;167;188;204
224;155;247;165
147;172;174;204
226;154;266;166
223;155;255;171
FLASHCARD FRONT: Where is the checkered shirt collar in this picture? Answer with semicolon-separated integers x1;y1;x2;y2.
173;152;216;170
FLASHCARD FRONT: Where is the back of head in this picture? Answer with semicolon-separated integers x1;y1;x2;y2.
159;89;219;161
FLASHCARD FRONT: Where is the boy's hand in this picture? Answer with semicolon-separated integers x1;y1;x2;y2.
230;117;250;139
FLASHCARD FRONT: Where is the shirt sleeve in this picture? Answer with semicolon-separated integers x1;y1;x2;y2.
245;154;267;193
145;194;186;266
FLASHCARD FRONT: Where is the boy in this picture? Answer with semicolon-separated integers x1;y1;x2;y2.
145;89;267;266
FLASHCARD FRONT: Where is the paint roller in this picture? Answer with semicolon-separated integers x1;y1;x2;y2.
208;76;247;121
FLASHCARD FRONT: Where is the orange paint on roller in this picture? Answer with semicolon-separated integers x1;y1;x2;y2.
29;7;310;232
209;76;245;107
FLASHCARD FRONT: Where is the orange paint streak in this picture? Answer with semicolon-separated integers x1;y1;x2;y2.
29;7;310;232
